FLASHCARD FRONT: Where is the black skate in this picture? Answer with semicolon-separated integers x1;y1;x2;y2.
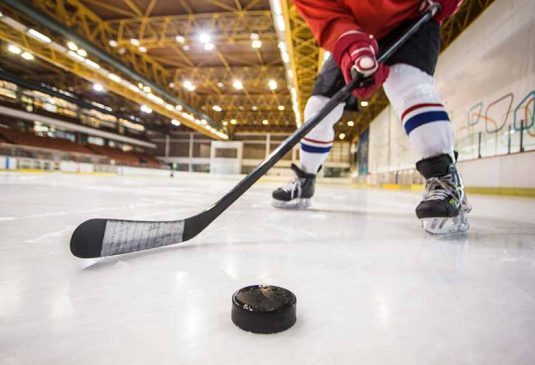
415;154;471;234
272;163;316;209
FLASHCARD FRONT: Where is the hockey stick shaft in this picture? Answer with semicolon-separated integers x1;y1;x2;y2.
182;4;440;239
70;6;438;258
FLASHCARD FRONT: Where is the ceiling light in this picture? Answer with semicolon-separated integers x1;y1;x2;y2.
339;133;346;140
67;41;78;51
109;40;118;47
251;40;262;49
199;32;211;44
176;35;185;43
183;45;190;51
165;104;174;111
212;105;222;112
278;105;285;111
268;79;278;90
222;121;228;126
130;38;140;46
360;101;369;107
67;50;85;62
252;105;258;111
76;48;87;57
28;29;51;44
275;14;285;32
233;80;243;90
201;119;208;125
143;86;151;93
175;105;183;111
108;73;122;83
347;120;355;127
138;46;147;53
140;105;152;113
147;93;164;104
171;119;181;126
262;119;269;125
21;52;34;60
204;43;215;51
280;47;290;63
183;80;196;91
250;33;260;40
169;82;176;88
216;82;224;88
230;119;237;125
93;83;104;92
7;44;21;54
138;83;144;89
84;59;100;69
128;84;140;93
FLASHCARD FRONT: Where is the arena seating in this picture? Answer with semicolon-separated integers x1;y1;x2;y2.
86;144;140;166
86;144;161;168
0;127;161;168
0;128;94;155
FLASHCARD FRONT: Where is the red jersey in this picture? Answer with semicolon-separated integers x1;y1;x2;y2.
293;0;422;52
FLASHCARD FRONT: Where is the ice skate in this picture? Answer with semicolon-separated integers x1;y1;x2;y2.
415;154;471;234
272;163;316;209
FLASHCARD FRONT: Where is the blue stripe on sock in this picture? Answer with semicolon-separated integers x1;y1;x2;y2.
300;143;332;153
404;111;450;135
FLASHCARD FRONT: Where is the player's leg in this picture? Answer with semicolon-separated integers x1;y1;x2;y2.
384;63;471;234
378;19;470;233
272;57;345;209
299;95;345;174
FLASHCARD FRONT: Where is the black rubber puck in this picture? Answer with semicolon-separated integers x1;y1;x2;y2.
231;285;297;334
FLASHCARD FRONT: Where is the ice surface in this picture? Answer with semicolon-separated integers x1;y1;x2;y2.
1;171;535;364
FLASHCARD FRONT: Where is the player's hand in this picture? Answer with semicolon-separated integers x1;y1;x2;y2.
333;31;389;100
420;0;464;23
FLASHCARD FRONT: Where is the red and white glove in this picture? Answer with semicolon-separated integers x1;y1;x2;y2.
333;31;389;100
420;0;464;23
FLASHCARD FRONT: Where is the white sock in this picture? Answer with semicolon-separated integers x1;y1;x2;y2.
300;95;345;173
384;64;455;160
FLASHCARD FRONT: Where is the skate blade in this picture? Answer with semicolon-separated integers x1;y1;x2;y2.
272;198;311;210
421;213;469;235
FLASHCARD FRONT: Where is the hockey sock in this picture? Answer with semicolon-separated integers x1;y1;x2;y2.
300;95;345;174
384;64;455;160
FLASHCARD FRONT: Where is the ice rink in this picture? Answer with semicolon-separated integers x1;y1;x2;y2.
1;171;535;365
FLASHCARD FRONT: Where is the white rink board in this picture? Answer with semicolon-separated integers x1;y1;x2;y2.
0;155;17;170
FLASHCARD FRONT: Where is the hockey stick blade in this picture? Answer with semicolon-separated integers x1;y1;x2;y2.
70;7;437;258
70;218;185;258
70;210;212;258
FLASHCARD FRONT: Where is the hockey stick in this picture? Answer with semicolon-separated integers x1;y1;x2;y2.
70;5;439;258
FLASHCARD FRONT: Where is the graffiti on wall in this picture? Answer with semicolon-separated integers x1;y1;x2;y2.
460;90;534;137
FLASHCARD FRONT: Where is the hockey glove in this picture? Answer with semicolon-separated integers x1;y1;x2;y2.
333;31;389;100
420;0;464;23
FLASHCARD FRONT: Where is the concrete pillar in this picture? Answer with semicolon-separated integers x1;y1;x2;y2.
189;133;194;172
165;134;170;157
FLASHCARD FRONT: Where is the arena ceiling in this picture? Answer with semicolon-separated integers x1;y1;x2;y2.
0;0;495;141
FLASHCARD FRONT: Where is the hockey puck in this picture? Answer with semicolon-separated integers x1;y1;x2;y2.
231;285;297;334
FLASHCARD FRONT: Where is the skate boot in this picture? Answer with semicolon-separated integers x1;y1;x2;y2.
272;163;316;209
415;153;471;234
